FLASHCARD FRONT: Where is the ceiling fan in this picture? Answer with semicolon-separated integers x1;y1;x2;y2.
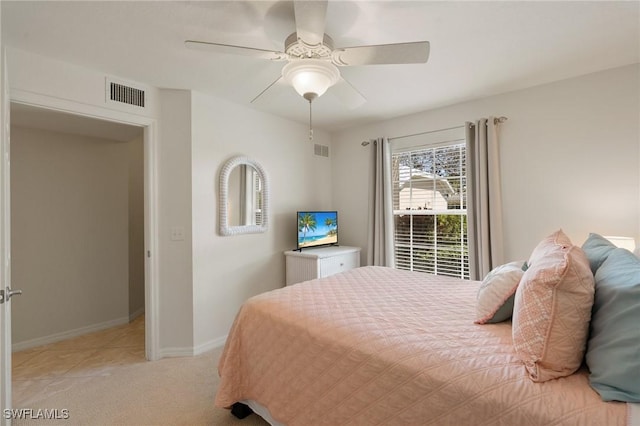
185;0;429;135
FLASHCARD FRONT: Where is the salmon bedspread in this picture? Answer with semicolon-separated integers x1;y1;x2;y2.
215;266;627;425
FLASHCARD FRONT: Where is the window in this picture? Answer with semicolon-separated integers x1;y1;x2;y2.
391;140;469;279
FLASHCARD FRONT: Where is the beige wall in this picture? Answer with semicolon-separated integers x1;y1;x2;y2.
153;89;334;354
331;64;640;263
10;126;141;345
190;91;333;350
156;89;194;352
128;135;144;319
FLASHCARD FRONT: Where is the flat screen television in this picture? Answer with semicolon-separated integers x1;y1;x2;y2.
297;211;338;250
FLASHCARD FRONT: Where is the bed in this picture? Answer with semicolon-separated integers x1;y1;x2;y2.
214;263;636;425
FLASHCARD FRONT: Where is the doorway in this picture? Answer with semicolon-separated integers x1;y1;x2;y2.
9;104;148;403
10;102;145;345
0;90;160;420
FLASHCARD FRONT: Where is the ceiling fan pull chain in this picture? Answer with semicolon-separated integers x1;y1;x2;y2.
308;98;314;140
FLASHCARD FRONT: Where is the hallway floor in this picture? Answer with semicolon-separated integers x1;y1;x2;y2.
12;316;145;407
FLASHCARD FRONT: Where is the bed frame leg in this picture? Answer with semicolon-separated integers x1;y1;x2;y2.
231;402;254;419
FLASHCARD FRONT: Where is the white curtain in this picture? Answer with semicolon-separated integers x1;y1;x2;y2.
466;118;504;280
367;137;395;267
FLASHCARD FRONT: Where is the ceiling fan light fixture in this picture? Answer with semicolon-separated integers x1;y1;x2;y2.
282;59;340;99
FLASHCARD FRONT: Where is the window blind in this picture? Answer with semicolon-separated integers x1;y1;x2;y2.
391;140;469;279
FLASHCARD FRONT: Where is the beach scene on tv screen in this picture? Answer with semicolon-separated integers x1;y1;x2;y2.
298;212;337;248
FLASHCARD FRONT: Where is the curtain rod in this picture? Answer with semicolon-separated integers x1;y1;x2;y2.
361;116;508;146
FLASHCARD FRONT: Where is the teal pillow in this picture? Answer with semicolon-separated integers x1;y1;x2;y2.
586;248;640;402
581;233;617;274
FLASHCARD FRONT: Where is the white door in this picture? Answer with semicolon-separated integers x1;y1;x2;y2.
0;49;14;425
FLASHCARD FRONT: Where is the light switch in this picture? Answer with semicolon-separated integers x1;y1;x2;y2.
171;226;185;241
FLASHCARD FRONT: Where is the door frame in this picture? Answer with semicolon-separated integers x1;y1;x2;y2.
9;89;161;362
1;47;11;426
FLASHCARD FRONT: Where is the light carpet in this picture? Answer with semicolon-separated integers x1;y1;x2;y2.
12;346;269;426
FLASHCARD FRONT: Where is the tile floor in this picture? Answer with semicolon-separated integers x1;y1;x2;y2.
12;316;146;407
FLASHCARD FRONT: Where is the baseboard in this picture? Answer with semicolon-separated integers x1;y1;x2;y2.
157;347;195;358
15;320;228;357
194;335;227;356
12;316;130;352
158;335;227;358
129;307;145;322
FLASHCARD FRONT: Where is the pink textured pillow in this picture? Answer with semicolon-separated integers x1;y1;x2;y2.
512;230;595;382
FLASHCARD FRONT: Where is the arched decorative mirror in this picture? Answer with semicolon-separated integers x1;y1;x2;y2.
219;155;269;236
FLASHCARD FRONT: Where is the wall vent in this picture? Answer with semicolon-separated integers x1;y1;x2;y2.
109;82;145;107
105;77;148;110
314;144;329;158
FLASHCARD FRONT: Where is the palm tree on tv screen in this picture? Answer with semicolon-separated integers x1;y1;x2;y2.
298;213;317;245
325;217;337;237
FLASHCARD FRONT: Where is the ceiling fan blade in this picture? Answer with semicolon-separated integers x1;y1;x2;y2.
330;77;366;110
185;40;288;61
332;41;430;66
294;0;328;45
250;76;286;104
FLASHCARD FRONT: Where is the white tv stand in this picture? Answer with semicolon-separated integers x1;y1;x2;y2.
284;246;361;286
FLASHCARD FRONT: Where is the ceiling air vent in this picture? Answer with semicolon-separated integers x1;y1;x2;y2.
109;82;145;107
105;77;147;110
314;143;329;158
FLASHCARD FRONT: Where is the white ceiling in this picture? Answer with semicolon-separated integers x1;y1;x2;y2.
2;1;639;132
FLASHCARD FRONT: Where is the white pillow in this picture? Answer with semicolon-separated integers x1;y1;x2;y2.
474;261;524;324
